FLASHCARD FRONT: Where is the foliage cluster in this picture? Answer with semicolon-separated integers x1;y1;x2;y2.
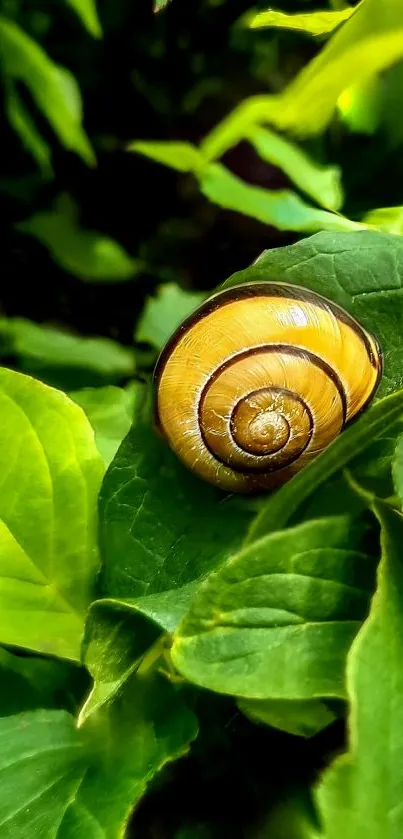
1;1;403;837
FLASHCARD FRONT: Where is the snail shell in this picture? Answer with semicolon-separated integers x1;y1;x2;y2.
153;282;382;493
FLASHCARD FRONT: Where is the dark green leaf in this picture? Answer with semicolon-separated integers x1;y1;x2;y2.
0;674;197;838
239;697;339;738
316;504;403;838
80;582;199;722
99;386;252;599
172;516;377;701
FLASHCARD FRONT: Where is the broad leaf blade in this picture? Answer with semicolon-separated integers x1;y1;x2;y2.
172;516;377;701
80;582;199;723
99;386;252;599
316;504;403;838
0;368;104;660
0;675;197;838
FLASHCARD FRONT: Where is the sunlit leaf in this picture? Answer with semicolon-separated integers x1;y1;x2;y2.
246;125;342;210
64;0;102;38
337;76;382;135
0;16;94;165
128;140;205;173
248;6;356;35
71;385;137;465
362;205;403;234
18;211;139;281
0;368;104;660
200;163;363;233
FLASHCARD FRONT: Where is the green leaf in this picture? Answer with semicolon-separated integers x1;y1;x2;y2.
248;7;356;35
70;385;136;466
154;0;171;10
239;697;339;738
222;230;403;399
246;125;343;211
277;0;403;136
172;515;377;701
201;0;403;156
0;17;94;165
80;582;199;723
0;675;197;838
337;76;382;135
0;368;104;661
64;0;102;37
128;141;205;173
0;318;135;384
362;205;403;234
6;87;52;173
135;283;206;351
17;211;139;282
99;386;252;599
316;504;403;838
0;648;88;717
200;163;362;234
247;389;403;544
392;432;403;508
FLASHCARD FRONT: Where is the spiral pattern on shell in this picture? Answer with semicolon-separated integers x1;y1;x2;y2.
154;282;382;493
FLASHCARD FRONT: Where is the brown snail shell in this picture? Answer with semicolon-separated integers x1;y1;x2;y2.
153;282;382;493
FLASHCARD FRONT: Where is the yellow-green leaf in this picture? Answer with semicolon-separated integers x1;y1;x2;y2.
362;205;403;234
200;163;363;233
249;6;357;36
128;140;205;173
64;0;102;37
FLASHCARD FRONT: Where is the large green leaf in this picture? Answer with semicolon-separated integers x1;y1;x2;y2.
18;211;138;282
248;6;356;35
0;674;197;838
135;284;206;351
172;516;377;700
79;582;198;723
0;17;94;165
223;230;403;398
200;164;361;233
247;390;403;543
0;368;104;661
64;0;102;37
99;386;252;599
316;504;403;838
71;386;137;466
239;696;339;738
